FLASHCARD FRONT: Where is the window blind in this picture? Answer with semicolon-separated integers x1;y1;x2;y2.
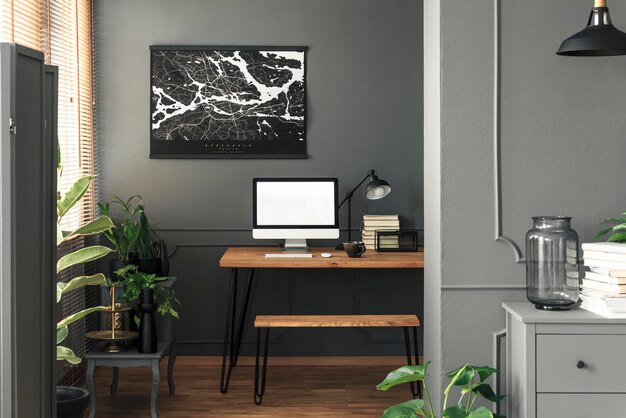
0;0;96;231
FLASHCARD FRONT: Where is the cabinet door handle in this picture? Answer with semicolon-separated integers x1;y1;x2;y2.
576;360;586;369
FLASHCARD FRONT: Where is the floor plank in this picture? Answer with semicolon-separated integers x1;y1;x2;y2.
87;357;415;418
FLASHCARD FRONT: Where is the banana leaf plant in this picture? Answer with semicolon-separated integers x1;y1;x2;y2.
56;149;114;364
377;361;505;418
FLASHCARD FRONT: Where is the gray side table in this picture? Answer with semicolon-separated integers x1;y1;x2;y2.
85;334;177;418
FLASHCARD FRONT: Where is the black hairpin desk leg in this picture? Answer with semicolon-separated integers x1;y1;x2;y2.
220;267;256;394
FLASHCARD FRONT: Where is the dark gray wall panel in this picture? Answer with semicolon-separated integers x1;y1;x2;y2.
94;0;423;356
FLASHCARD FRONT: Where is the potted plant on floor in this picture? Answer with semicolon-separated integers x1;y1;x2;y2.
115;264;180;352
98;195;141;281
377;361;505;418
56;157;114;417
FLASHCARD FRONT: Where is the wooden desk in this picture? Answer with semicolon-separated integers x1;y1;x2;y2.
218;247;424;394
219;247;424;269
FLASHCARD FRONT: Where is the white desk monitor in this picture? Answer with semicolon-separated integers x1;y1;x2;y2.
253;178;339;252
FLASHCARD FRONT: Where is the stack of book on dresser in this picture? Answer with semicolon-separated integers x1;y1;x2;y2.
361;215;399;250
580;242;626;318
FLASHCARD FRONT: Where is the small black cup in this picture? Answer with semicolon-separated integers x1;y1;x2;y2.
344;241;367;258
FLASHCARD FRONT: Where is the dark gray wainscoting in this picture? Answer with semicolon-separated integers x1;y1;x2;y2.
160;228;424;356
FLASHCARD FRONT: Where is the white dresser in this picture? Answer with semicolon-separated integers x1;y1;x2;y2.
503;302;626;418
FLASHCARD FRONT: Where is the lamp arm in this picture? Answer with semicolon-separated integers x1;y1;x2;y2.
337;170;374;209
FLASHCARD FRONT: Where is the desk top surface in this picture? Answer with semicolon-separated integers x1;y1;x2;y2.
219;247;424;269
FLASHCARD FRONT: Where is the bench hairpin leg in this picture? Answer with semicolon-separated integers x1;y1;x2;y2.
403;327;419;398
254;327;269;405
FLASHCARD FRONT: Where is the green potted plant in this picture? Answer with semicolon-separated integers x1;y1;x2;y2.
135;202;162;274
114;264;180;349
56;155;114;417
596;212;626;243
98;195;141;280
377;361;505;418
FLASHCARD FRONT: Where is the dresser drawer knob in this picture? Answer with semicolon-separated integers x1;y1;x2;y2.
576;361;586;369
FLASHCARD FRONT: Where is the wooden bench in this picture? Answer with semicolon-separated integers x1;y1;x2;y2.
253;314;421;405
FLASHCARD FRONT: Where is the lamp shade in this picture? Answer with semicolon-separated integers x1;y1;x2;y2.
365;175;391;200
557;1;626;56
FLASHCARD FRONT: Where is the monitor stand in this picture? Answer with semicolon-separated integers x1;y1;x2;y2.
283;239;309;253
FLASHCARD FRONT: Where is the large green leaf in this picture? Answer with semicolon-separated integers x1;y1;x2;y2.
59;215;114;245
57;346;81;364
56;273;109;303
57;306;105;328
608;233;626;243
56;245;113;273
447;364;473;387
468;407;494;418
447;365;497;386
57;325;68;344
461;383;505;403
381;399;426;418
57;176;93;219
443;405;469;418
472;366;498;383
377;362;430;392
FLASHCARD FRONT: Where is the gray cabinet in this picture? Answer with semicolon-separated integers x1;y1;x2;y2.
504;302;626;418
0;43;57;418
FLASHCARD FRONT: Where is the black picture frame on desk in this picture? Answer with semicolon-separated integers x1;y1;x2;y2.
149;45;308;159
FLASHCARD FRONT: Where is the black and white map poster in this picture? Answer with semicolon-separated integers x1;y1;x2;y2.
150;46;307;158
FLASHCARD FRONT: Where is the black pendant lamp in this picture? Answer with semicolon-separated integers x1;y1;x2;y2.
557;0;626;56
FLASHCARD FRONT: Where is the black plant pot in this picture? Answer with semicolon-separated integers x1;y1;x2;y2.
109;259;131;282
57;386;90;418
159;240;170;276
136;257;161;275
138;288;157;353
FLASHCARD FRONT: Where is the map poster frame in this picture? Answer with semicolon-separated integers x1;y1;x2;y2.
149;45;308;159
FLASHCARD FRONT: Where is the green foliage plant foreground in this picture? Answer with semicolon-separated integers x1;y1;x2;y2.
56;148;114;364
377;362;505;418
597;211;626;243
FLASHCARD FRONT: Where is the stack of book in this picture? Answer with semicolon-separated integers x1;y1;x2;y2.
580;242;626;318
361;215;399;250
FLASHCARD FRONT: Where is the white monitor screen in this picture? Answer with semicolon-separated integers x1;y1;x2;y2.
254;180;337;227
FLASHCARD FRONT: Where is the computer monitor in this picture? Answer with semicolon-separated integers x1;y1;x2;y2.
253;178;339;252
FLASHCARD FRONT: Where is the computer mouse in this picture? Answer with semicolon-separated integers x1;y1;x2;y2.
320;252;332;258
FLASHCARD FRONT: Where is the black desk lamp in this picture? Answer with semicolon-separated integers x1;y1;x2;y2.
336;169;392;250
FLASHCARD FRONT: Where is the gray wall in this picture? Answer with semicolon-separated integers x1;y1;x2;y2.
94;0;423;355
426;0;626;401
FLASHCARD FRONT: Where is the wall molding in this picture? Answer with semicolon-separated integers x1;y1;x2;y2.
493;0;525;264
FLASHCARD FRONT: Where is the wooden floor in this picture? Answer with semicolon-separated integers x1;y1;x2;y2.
87;356;415;418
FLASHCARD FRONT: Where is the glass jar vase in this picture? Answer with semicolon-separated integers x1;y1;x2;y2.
526;216;580;310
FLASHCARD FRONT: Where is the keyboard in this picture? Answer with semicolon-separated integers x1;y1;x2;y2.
265;253;313;258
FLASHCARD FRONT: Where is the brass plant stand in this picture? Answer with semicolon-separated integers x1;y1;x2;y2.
85;285;138;353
